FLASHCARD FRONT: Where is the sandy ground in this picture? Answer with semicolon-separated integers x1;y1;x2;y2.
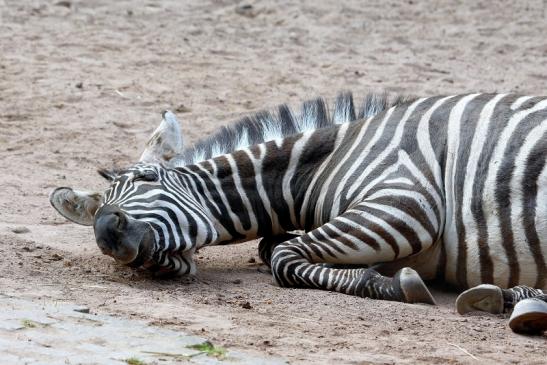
1;0;547;363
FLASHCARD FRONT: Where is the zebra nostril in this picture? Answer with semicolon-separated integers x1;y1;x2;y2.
111;212;125;230
105;213;121;231
109;214;120;229
94;210;126;241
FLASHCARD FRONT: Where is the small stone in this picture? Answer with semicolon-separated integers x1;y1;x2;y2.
74;306;90;314
240;301;252;309
247;257;256;263
75;81;83;89
175;104;192;113
55;1;71;8
232;279;242;284
12;226;30;234
50;253;63;261
235;4;258;18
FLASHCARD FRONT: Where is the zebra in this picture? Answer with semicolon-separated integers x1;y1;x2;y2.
50;91;547;334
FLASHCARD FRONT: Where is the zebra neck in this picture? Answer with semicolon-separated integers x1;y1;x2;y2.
186;126;344;244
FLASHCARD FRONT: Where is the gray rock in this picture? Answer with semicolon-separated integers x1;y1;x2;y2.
11;226;30;234
0;296;287;365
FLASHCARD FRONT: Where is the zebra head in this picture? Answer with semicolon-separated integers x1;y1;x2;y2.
50;112;219;275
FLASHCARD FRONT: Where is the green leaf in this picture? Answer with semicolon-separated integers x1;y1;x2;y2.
187;341;227;359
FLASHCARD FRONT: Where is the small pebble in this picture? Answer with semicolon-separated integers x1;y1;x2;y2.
232;279;242;284
12;226;30;234
235;4;258;18
240;301;252;309
50;253;64;261
175;104;192;113
74;307;90;314
247;257;256;263
55;1;71;8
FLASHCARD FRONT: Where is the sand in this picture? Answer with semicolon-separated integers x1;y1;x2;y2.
1;0;547;363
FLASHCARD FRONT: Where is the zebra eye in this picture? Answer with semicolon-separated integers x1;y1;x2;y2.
134;171;158;182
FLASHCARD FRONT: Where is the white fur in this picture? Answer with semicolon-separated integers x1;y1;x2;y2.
462;94;506;288
443;94;481;285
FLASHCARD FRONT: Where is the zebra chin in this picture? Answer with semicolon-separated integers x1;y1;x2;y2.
93;205;156;266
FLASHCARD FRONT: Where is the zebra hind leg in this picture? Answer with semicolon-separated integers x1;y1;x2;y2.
508;295;547;335
456;284;545;315
270;240;436;304
456;284;547;335
458;285;547;334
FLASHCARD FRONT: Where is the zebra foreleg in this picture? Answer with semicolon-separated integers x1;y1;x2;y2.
270;237;436;304
151;250;197;278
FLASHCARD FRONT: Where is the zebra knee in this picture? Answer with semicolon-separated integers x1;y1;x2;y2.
258;233;301;268
258;238;275;268
270;244;307;288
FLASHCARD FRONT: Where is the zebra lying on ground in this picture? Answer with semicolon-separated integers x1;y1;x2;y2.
50;92;547;334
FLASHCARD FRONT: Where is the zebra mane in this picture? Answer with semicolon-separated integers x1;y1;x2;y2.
174;91;412;166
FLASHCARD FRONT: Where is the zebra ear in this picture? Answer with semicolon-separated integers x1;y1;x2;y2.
97;168;121;181
49;187;102;226
140;111;184;164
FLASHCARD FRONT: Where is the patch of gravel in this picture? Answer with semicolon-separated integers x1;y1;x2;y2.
0;294;286;365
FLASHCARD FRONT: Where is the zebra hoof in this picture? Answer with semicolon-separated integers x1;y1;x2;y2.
396;268;436;305
455;284;504;315
508;298;547;335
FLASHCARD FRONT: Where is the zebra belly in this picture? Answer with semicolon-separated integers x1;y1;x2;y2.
443;159;547;290
373;242;442;281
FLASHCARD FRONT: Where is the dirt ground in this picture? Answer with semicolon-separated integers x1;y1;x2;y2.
1;0;547;364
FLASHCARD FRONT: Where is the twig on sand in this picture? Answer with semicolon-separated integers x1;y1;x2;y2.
141;350;202;360
114;89;127;98
448;342;478;361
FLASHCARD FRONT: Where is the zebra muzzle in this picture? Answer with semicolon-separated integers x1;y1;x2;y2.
93;205;154;265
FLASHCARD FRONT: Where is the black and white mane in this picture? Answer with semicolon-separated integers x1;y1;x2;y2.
172;91;413;166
